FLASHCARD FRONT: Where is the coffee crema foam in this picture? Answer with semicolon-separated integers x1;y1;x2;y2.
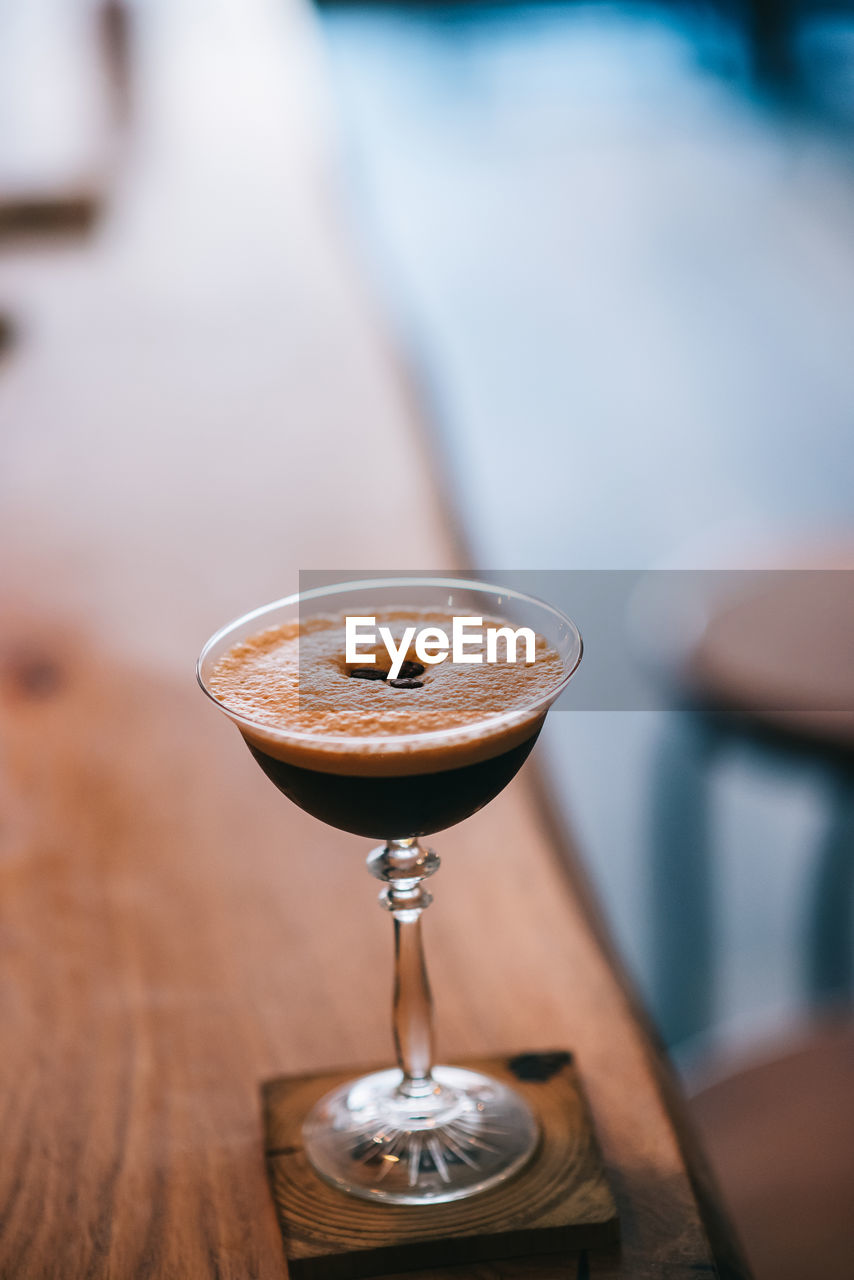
207;608;565;776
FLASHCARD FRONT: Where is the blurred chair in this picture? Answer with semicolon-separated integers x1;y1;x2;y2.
740;0;797;81
650;567;854;1047
0;0;132;242
740;0;854;86
690;1016;854;1280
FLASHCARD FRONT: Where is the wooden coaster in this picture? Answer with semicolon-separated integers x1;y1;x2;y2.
262;1051;619;1279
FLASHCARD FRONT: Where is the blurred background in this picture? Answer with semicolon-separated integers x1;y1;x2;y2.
1;1;853;1276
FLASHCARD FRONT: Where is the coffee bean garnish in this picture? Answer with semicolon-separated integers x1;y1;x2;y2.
397;660;425;679
349;667;389;681
388;678;424;689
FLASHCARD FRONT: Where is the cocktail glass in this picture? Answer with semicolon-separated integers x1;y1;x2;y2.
197;578;582;1204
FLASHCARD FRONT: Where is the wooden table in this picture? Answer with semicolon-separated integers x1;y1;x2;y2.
0;2;750;1275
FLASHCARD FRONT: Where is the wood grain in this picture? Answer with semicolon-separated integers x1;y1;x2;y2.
262;1053;618;1278
0;0;750;1276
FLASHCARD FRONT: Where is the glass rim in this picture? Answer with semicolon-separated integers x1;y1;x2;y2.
196;576;583;752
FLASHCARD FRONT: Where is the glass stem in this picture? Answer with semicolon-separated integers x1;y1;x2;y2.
367;838;440;1100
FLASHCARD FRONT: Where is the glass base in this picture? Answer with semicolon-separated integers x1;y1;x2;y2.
302;1065;539;1204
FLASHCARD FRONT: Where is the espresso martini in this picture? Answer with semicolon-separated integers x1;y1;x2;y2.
207;607;564;837
199;583;581;1204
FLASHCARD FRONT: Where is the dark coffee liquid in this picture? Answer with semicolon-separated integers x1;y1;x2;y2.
246;729;541;838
